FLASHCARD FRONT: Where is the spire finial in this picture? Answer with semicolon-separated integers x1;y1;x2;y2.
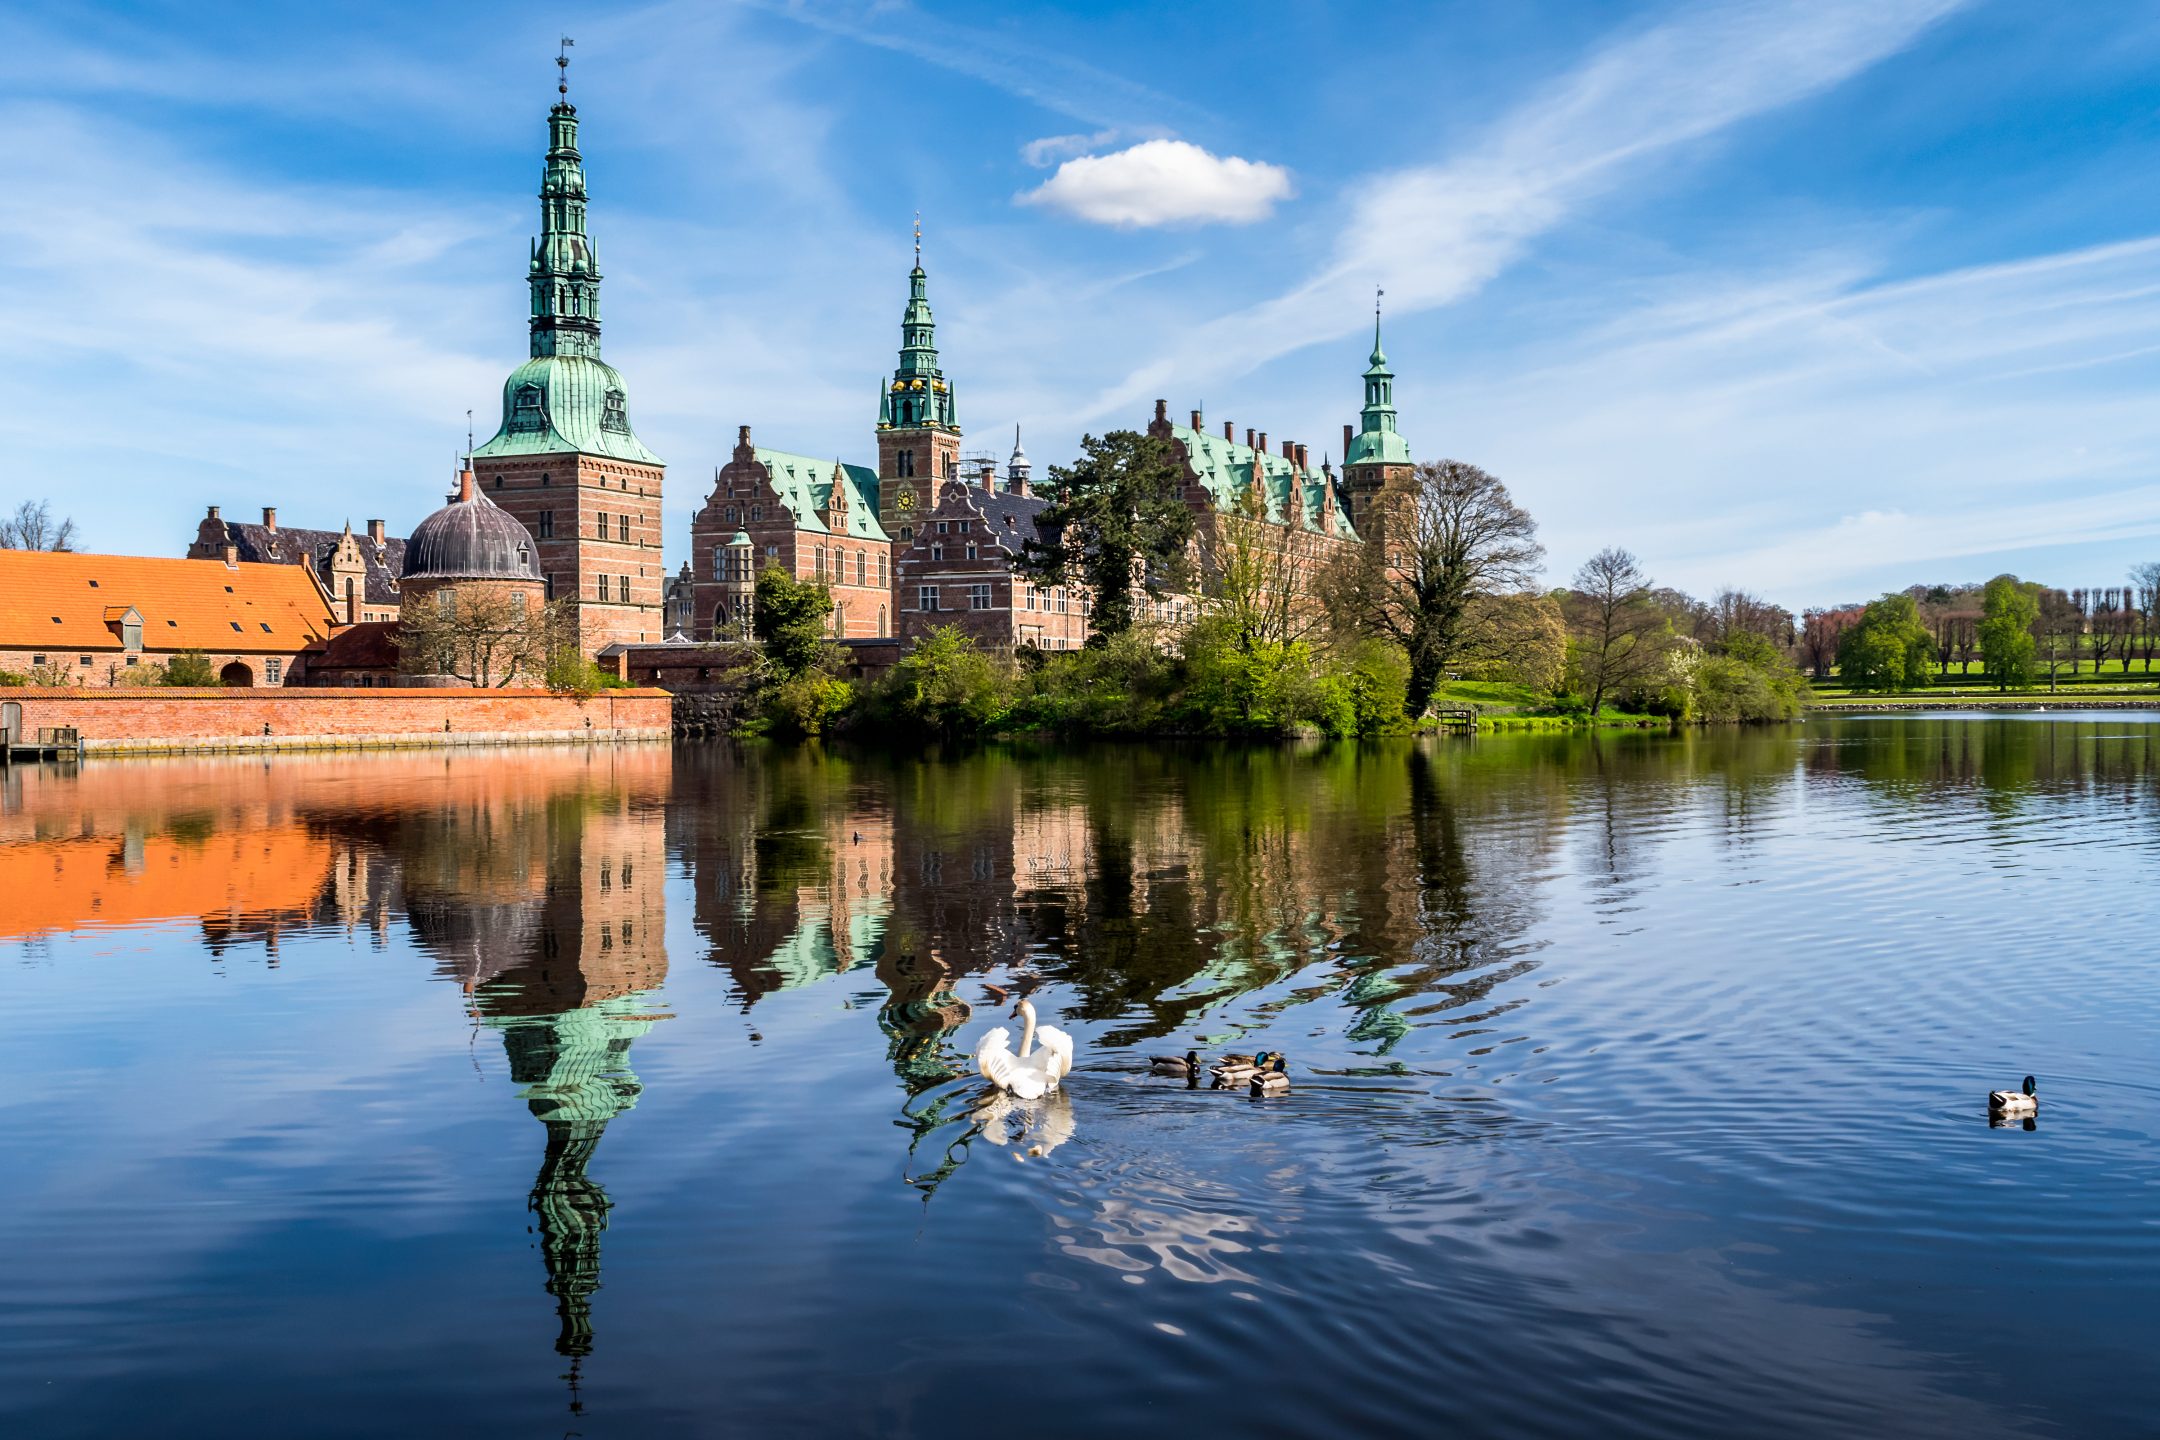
557;36;574;98
913;211;922;266
466;408;474;458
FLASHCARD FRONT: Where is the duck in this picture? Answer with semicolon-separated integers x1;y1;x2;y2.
1249;1054;1291;1096
1211;1050;1272;1087
1149;1049;1203;1078
1989;1074;2038;1116
975;997;1076;1099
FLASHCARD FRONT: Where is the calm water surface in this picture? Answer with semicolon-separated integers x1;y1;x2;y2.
4;718;2159;1438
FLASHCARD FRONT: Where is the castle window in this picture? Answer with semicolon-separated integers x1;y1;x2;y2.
601;389;630;434
896;449;915;478
930;546;944;562
545;575;556;600
751;505;763;522
617;514;630;543
876;553;887;586
509;384;547;433
513;591;528;614
539;510;554;538
969;584;992;610
596;511;608;538
899;526;912;542
854;552;866;585
965;544;977;561
726;506;737;524
937;521;949;534
265;658;282;685
919;586;940;612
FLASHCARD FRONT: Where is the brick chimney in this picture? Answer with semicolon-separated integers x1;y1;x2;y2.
262;506;277;530
1190;409;1202;428
1245;428;1256;450
221;543;239;566
206;504;220;520
1258;432;1269;455
1343;423;1354;460
367;518;385;546
1153;398;1168;425
979;459;998;494
1295;443;1308;472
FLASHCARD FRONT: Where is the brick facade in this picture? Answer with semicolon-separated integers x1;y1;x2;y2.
690;427;894;641
474;452;665;654
5;687;672;754
896;478;1089;651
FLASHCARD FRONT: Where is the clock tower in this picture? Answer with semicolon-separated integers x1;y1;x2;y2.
875;230;960;542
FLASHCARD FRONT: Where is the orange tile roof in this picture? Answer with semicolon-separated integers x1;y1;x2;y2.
0;550;336;653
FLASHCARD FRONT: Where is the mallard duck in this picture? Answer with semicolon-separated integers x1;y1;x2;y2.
1989;1074;2038;1115
1149;1049;1202;1078
1211;1050;1271;1086
1250;1054;1291;1096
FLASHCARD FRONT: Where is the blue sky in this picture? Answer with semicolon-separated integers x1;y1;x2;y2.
8;0;2160;607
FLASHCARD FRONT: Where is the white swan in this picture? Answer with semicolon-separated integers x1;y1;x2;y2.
975;997;1075;1098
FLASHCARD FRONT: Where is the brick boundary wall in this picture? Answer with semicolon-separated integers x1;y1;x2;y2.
2;687;674;756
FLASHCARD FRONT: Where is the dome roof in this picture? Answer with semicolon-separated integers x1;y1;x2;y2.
402;469;543;583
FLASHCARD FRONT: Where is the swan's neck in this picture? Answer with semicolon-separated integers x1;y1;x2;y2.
1016;1002;1037;1058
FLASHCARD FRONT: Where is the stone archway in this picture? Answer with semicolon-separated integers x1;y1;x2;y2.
219;661;255;688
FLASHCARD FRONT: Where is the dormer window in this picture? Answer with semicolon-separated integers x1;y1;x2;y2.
510;384;548;433
600;388;631;434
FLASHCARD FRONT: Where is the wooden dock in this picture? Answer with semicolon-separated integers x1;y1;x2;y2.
1433;705;1479;733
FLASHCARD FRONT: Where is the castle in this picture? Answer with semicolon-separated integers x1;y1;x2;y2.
142;64;1419;682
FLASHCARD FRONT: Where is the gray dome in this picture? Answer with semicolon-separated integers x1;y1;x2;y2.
402;469;542;583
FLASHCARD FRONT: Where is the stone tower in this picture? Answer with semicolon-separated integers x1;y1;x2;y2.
472;58;665;657
1340;305;1414;533
875;233;961;543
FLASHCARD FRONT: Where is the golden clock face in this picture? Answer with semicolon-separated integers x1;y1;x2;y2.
895;487;918;511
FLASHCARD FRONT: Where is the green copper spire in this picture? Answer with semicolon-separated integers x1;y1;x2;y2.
882;218;957;432
1347;289;1412;466
473;52;660;467
531;84;600;359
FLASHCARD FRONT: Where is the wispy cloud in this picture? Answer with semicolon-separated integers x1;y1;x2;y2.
1447;236;2160;600
750;0;1204;132
1019;139;1294;228
1085;0;1971;415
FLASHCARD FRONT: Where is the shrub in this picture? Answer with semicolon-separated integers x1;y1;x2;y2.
163;650;218;687
880;626;1015;737
764;673;852;738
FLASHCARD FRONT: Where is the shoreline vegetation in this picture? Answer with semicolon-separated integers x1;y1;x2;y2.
742;447;1817;743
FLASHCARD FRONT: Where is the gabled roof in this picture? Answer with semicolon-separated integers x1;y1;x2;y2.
926;481;1057;552
754;447;890;542
214;521;407;605
0;550;338;653
1162;424;1358;539
300;620;401;671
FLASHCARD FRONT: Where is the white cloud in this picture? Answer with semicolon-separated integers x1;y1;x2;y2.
1018;139;1294;228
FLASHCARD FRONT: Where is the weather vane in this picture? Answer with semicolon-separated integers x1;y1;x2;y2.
558;36;574;97
465;408;474;458
1376;285;1385;319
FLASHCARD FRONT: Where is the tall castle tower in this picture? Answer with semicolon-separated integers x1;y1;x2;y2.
875;230;961;543
472;52;665;657
1340;302;1414;531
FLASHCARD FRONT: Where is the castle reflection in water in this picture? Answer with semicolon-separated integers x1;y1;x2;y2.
0;739;1583;1405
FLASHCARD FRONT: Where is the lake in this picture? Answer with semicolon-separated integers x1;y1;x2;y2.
4;717;2158;1438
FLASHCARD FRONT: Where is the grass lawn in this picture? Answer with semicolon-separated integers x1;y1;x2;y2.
1429;680;1665;730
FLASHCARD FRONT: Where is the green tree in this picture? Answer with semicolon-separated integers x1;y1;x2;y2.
1978;573;2039;691
1023;430;1196;643
884;626;1014;737
753;564;838;679
1834;593;1934;692
162;650;218;687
